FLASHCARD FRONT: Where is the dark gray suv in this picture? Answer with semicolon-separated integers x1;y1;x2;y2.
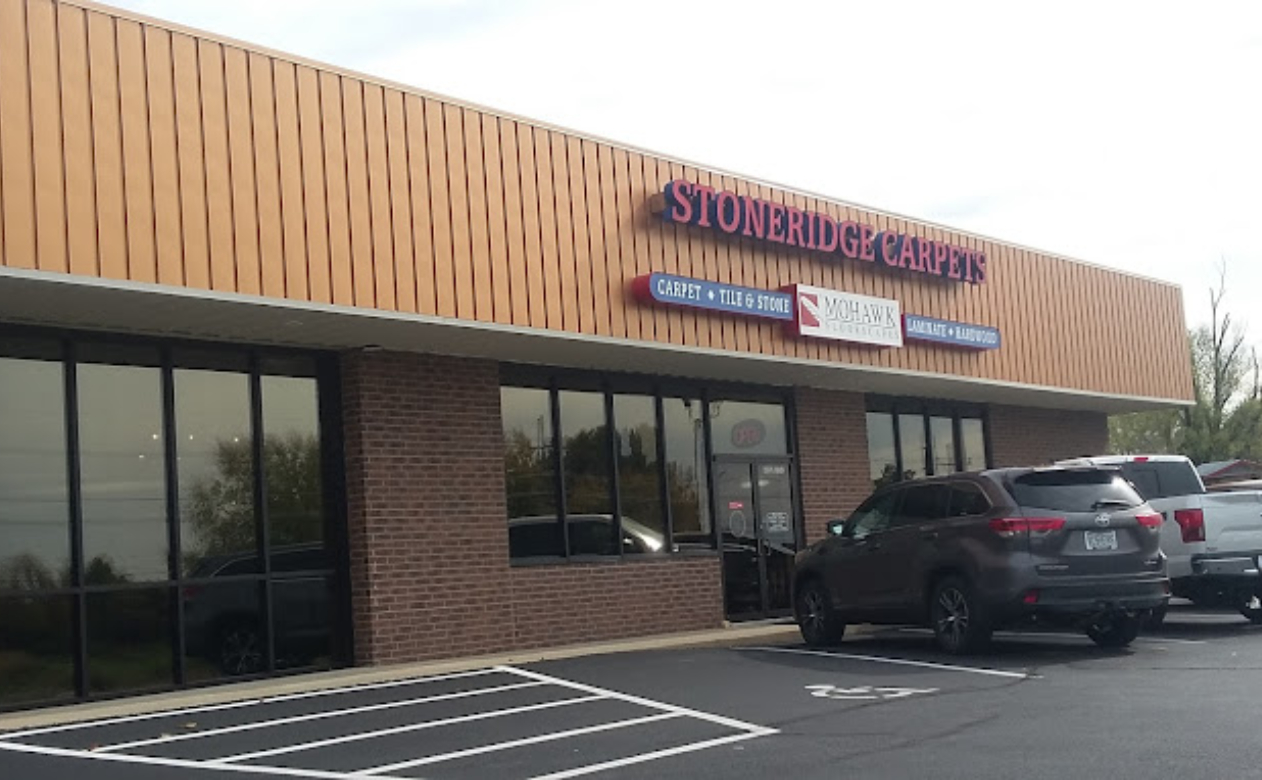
794;466;1170;653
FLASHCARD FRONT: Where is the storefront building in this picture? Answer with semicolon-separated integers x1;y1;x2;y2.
0;0;1194;711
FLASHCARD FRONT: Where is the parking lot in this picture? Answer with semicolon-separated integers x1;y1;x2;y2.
2;602;1261;780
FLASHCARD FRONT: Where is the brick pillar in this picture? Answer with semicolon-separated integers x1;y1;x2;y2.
988;405;1108;467
794;388;872;544
341;350;512;664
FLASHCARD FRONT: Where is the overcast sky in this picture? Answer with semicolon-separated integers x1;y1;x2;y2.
104;0;1262;350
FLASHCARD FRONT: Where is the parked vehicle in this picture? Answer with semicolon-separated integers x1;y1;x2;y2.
793;467;1170;654
1058;455;1262;624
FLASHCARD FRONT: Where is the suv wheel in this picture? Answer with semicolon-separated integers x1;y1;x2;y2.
1086;615;1140;648
796;579;846;647
930;577;990;655
1239;592;1262;625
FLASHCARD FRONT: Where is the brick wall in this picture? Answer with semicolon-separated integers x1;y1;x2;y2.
988;404;1109;467
341;350;725;666
794;388;872;544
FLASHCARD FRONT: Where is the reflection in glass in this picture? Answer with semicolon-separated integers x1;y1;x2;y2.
559;391;613;555
759;462;796;613
87;588;173;694
898;414;927;480
262;376;325;569
183;580;266;682
709;400;788;456
176;369;256;577
717;463;759;617
662;397;710;550
930;416;956;475
961;418;987;471
78;364;168;585
613;395;664;553
0;594;75;706
502;387;561;557
0;358;70;590
274;576;335;671
866;412;897;489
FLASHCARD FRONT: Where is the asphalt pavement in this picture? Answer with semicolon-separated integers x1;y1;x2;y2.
2;602;1260;780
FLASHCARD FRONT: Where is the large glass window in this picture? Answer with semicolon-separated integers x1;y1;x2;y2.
0;358;70;590
501;373;789;562
613;395;665;554
78;362;169;585
867;401;990;488
502;387;561;558
663;397;710;550
0;331;346;709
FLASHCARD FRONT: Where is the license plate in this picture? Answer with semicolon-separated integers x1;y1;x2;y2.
1084;530;1118;551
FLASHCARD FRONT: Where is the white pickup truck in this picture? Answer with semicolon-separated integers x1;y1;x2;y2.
1058;455;1262;625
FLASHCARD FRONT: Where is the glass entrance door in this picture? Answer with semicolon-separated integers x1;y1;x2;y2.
715;459;798;620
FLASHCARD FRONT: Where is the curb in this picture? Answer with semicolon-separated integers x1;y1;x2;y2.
0;621;807;732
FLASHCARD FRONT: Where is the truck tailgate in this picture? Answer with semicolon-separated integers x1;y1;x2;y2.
1203;491;1262;553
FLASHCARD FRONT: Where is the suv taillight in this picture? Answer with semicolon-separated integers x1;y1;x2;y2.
1173;509;1205;543
989;517;1066;537
1135;512;1163;530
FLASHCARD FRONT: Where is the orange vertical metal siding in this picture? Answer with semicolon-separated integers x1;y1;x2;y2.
0;0;1194;404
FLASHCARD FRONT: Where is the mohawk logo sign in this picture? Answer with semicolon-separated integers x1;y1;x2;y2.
786;284;903;348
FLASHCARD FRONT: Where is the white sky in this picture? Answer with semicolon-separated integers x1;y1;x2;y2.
103;0;1262;350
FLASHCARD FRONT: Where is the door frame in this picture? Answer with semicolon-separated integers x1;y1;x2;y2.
713;454;800;620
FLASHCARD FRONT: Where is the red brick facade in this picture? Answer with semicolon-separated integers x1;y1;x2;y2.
340;351;723;666
988;404;1109;467
793;388;872;544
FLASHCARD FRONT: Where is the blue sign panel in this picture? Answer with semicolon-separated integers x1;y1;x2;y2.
903;314;1001;350
633;273;795;322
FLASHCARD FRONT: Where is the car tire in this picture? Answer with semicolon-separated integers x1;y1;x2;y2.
1143;605;1167;630
930;577;991;655
217;620;265;676
1239;592;1262;624
796;579;846;648
1086;615;1141;649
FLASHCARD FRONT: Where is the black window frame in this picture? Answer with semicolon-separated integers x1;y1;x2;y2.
0;324;350;713
866;396;993;486
500;364;795;564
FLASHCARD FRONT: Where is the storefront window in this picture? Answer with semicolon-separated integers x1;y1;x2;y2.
0;594;75;707
709;400;788;456
961;418;987;471
262;376;326;569
0;358;70;590
502;387;562;557
78;363;169;585
559;391;614;555
663;397;710;550
930;416;956;476
898;413;927;480
613;395;665;554
866;412;897;489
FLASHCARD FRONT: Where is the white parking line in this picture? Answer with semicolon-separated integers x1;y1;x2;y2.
211;694;606;764
745;646;1031;679
0;668;502;740
0;740;357;780
96;680;546;753
525;731;773;780
355;712;683;776
498;665;776;733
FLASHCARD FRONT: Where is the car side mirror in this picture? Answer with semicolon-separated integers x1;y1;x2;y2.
827;520;847;537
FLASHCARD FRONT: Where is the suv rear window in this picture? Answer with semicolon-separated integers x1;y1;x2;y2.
1007;470;1142;512
1119;461;1205;499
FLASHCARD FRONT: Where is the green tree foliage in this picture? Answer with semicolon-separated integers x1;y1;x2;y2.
1109;268;1261;462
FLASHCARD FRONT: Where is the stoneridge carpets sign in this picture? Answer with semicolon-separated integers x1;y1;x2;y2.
904;314;1001;350
632;272;795;321
654;179;986;285
786;284;904;347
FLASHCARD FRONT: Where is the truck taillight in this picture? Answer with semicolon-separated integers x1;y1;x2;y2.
1135;512;1163;530
1173;509;1205;543
989;517;1065;537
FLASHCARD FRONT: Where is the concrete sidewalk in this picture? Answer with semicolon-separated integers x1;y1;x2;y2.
0;620;809;732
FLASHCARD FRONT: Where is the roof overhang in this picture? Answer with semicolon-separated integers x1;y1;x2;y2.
0;269;1190;414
